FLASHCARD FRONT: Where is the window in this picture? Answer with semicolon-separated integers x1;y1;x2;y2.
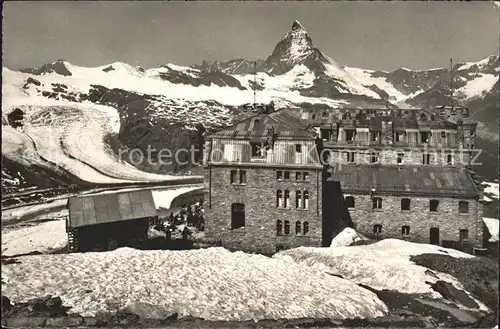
276;190;283;208
277;170;283;180
239;170;246;184
284;220;290;235
295;144;302;153
295;221;301;235
345;196;355;208
430;199;439;212
441;131;446;138
373;197;382;209
423;153;430;165
254;119;260;125
251;142;267;158
373;224;382;234
230;170;237;184
397;153;404;165
459;201;469;214
312;114;316;120
402;226;410;236
459;229;469;241
296;172;302;180
370;153;379;164
231;203;245;229
284;190;290;208
284;171;290;180
303;191;309;209
346;152;355;163
395;132;406;142
296;191;302;208
303;172;309;180
447;154;453;165
346;129;355;142
276;220;283;236
470;130;475;137
370;131;379;142
303;222;309;235
401;198;411;211
322;112;328;119
421;132;429;143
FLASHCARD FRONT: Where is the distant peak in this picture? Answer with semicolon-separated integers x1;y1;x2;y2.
292;20;305;31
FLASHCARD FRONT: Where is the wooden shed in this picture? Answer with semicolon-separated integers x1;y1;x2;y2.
66;190;158;252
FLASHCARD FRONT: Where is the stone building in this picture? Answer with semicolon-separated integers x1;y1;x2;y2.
203;104;484;253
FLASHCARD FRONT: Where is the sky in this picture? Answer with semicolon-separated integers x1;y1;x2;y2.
3;1;499;71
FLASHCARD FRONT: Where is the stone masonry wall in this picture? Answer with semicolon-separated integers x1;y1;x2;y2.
343;193;484;246
204;165;323;253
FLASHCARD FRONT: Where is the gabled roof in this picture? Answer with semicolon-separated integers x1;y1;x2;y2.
207;109;316;140
67;190;157;228
329;165;479;198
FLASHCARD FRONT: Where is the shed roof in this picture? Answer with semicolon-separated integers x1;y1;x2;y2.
67;190;157;228
329;165;479;198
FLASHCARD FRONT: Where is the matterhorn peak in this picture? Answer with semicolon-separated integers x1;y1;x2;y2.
292;20;305;31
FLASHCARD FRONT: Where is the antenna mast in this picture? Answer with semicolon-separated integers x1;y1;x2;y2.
253;60;257;108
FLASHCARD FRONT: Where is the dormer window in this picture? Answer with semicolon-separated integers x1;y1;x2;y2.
345;129;355;142
421;132;430;143
441;131;446;138
254;119;260;125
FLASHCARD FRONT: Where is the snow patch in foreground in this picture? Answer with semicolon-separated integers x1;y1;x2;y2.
483;217;499;243
275;239;488;311
1;199;68;224
2;247;388;321
2;219;67;257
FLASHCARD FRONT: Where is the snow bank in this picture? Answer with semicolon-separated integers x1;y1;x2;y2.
2;219;67;256
152;185;203;209
483;217;499;243
456;74;498;99
1;199;68;224
330;227;364;247
275;239;475;298
2;247;388;321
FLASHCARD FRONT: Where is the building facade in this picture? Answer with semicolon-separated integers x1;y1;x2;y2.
204;104;484;253
203;109;328;254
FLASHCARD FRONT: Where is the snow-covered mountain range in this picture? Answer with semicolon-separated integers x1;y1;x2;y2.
2;20;498;191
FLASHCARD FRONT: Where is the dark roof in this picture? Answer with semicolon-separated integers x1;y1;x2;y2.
329;165;479;197
207;109;315;140
67;190;157;228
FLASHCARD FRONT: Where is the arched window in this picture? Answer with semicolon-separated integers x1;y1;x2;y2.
373;224;382;234
303;222;309;235
303;191;309;209
295;221;301;235
276;190;283;208
402;225;410;235
276;220;283;236
284;190;290;208
296;191;302;208
284;220;290;235
401;198;411;211
345;196;355;208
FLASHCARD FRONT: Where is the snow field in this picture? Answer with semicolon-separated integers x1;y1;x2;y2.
275;238;480;301
2;219;67;257
2;247;388;321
